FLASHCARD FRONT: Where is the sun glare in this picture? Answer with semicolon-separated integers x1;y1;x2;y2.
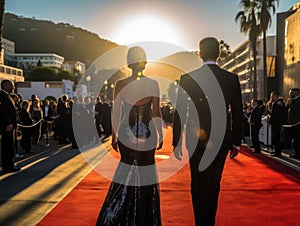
111;14;185;60
112;14;182;46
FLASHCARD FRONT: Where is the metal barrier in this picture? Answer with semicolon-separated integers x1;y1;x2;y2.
17;115;60;147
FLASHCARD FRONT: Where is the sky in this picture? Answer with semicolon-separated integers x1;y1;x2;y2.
5;0;300;52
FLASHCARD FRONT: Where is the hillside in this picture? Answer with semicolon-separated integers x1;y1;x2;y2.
3;13;119;66
145;51;202;80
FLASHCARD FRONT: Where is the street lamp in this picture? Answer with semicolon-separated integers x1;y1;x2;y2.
104;80;108;101
75;64;82;85
86;75;91;96
109;84;115;101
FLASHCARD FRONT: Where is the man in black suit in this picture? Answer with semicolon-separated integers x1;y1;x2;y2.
172;37;243;226
0;80;21;174
288;88;300;159
250;99;264;153
269;92;286;157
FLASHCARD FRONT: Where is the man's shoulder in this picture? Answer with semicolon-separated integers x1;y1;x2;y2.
294;97;300;104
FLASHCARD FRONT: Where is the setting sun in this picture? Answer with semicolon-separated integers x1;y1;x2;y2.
112;13;182;46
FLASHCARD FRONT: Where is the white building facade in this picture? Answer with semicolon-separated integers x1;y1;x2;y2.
7;53;64;71
219;36;276;102
17;80;74;100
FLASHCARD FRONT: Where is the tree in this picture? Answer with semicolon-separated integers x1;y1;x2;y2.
0;0;5;65
235;0;261;99
57;70;74;81
257;0;279;98
28;67;56;81
218;40;232;64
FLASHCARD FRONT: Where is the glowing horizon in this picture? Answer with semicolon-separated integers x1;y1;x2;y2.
111;13;183;47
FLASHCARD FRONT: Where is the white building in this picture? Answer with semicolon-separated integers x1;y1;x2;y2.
17;80;74;100
63;60;86;75
0;38;24;82
2;38;15;55
7;53;64;71
219;36;276;101
0;64;24;82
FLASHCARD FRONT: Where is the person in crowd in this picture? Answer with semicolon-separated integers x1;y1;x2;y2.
56;94;69;144
52;99;60;140
250;99;264;153
269;91;286;157
19;100;34;154
71;96;86;149
96;46;163;225
287;88;300;159
242;102;251;142
69;97;80;149
85;96;98;143
10;93;21;113
284;96;293;150
41;99;54;139
31;97;43;144
94;96;104;138
101;100;112;139
0;80;21;174
65;99;73;143
172;37;243;226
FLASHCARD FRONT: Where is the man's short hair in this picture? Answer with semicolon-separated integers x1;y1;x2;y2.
291;88;300;92
1;79;12;89
199;37;220;60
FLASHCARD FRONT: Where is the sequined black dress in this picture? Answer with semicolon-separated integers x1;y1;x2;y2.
96;101;161;226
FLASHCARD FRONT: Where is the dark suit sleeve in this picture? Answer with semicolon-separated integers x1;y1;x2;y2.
231;74;243;146
0;93;17;133
172;75;188;147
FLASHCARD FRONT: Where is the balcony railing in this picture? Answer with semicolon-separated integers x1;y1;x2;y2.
0;64;24;82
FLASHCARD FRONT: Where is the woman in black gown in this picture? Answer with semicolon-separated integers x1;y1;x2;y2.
96;46;163;226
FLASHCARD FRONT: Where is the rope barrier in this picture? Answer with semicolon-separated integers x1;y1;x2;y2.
282;121;300;128
16;115;60;148
43;115;60;124
17;115;60;128
17;119;43;128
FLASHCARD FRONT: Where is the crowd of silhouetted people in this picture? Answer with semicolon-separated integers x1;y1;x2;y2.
10;93;113;154
242;88;300;159
3;83;299;172
10;87;300;160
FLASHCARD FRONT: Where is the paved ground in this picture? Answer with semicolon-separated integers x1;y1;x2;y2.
0;135;111;225
242;137;300;172
0;135;299;225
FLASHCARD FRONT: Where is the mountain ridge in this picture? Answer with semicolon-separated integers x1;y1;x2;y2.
3;13;119;66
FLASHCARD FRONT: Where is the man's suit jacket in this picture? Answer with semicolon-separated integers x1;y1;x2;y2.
42;105;54;120
250;105;264;127
288;96;300;124
0;90;17;135
270;98;286;127
173;64;243;157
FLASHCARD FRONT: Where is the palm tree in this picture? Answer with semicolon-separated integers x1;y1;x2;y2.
0;0;5;65
258;0;279;98
235;0;261;99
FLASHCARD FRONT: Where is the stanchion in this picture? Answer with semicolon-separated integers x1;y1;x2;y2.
45;121;50;147
17;116;60;148
43;115;59;147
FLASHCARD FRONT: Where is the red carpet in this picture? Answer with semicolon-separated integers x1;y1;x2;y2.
38;128;300;225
